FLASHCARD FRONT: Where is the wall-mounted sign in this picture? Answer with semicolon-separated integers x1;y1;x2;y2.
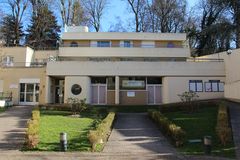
127;91;135;97
9;84;18;89
122;80;145;88
71;84;82;95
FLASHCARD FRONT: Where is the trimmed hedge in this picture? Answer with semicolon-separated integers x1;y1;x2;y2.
25;108;40;149
148;110;186;147
88;112;115;151
216;103;232;146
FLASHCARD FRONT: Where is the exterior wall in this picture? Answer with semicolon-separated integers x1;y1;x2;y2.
58;47;190;58
1;47;27;67
64;76;91;103
62;32;187;41
224;49;240;100
162;77;225;104
0;68;46;105
155;41;183;48
107;90;115;105
34;50;58;61
119;90;147;105
47;61;225;77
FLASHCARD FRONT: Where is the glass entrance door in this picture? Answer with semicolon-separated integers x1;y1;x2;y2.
20;83;39;105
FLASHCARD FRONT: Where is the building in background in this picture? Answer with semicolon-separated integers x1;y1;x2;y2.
1;26;238;106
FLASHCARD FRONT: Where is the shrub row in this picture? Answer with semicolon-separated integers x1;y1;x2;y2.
216;103;232;146
25;108;40;149
88;112;115;151
159;100;218;113
148;110;186;147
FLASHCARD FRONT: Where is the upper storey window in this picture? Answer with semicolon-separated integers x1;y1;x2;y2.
167;42;175;48
70;41;78;47
124;41;131;47
97;41;111;47
2;56;14;67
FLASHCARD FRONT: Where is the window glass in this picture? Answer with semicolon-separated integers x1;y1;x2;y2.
205;82;212;92
196;82;203;92
167;42;175;48
70;42;78;47
97;41;110;47
91;77;106;84
107;77;115;90
147;77;162;84
212;82;218;92
219;83;224;92
124;41;131;47
189;80;202;92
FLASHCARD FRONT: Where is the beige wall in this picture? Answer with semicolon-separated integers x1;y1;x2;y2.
1;47;28;67
34;50;58;61
120;90;147;105
224;49;240;100
64;76;91;103
59;47;190;58
162;77;225;104
47;61;225;77
0;68;46;104
62;32;187;41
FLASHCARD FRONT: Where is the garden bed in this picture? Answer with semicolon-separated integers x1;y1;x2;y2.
34;107;108;151
163;105;235;158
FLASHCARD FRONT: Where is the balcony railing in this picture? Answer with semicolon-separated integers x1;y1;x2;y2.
0;92;12;101
60;44;187;48
0;62;47;68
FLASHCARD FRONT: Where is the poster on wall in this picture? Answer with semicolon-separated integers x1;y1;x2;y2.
122;80;145;88
9;84;18;89
127;91;135;97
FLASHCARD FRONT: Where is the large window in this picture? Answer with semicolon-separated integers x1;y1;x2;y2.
205;80;224;92
120;77;146;90
91;77;106;84
189;80;203;92
20;83;39;103
107;77;115;90
124;41;131;47
97;41;110;47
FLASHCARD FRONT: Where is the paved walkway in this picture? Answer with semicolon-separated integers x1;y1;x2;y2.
0;106;32;151
103;113;184;159
228;101;240;159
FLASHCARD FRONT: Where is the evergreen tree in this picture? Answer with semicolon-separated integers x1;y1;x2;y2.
26;6;60;50
1;15;24;46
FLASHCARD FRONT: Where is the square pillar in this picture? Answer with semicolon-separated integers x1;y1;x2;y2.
115;76;119;105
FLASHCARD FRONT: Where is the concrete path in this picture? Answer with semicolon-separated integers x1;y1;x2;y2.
0;106;32;151
228;102;240;159
103;113;184;159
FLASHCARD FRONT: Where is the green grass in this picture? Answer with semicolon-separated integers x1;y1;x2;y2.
37;110;102;151
0;107;5;113
164;106;236;158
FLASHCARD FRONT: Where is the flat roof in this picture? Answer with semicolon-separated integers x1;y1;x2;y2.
62;32;187;41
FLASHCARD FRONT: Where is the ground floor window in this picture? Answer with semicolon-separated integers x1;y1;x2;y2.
189;80;203;92
120;77;146;90
205;80;224;92
20;83;39;103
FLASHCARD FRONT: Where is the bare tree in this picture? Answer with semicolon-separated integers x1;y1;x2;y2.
82;0;108;32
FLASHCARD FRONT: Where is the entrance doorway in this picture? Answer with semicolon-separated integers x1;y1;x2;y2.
91;84;107;105
19;83;39;105
147;85;162;105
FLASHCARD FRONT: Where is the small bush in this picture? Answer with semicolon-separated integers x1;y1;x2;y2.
25;109;40;149
88;112;115;151
216;103;232;146
148;110;186;147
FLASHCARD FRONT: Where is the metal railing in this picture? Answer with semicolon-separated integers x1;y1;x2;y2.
60;44;187;48
0;62;47;68
0;92;12;101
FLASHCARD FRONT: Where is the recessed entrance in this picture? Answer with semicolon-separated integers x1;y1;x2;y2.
19;83;39;105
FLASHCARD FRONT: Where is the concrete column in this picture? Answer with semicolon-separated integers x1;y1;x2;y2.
115;76;120;105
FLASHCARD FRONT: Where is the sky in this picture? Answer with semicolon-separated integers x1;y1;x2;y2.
101;0;199;32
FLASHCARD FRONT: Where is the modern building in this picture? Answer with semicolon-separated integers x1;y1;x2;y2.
1;26;239;106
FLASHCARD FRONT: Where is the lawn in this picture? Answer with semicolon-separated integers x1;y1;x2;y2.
164;106;236;158
0;107;5;113
37;110;104;151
